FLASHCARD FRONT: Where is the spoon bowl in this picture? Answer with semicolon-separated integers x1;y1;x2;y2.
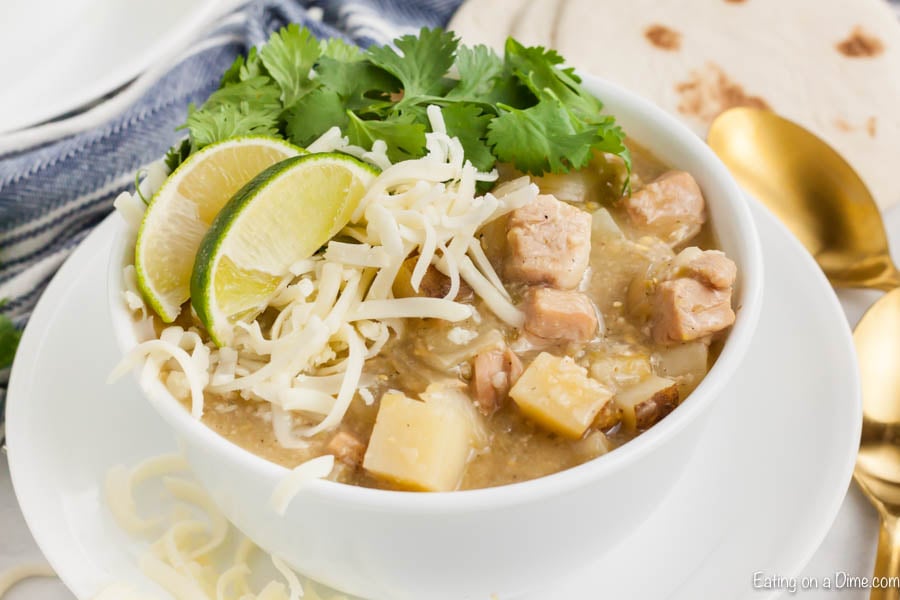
855;287;900;599
708;107;900;290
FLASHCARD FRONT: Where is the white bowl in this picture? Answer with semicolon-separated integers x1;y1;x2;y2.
108;74;764;600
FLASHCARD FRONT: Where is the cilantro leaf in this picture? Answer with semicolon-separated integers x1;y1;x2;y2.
346;112;427;163
184;103;281;149
182;77;283;149
221;47;267;86
220;54;246;86
0;312;19;370
441;104;495;172
284;88;349;147
504;38;602;122
260;24;321;107
481;66;534;109
316;57;399;112
164;139;191;172
171;26;631;183
367;28;458;101
487;91;597;175
202;76;282;113
447;44;504;101
588;116;631;172
321;37;363;62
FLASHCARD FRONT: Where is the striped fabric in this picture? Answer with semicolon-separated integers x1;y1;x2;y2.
0;0;462;429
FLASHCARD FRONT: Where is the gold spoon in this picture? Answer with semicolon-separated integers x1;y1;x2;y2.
708;107;900;291
708;107;900;599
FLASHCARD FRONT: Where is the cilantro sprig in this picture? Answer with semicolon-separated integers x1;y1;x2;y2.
0;301;19;370
171;25;629;179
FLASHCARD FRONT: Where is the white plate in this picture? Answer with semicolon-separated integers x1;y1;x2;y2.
5;199;860;600
0;0;242;135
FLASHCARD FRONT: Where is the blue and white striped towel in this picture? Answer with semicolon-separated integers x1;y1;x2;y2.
0;0;463;427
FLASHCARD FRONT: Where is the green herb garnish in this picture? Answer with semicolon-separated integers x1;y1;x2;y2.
0;302;20;370
168;25;629;178
164;139;192;173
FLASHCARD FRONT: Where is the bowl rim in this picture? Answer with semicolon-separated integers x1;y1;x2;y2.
108;72;765;514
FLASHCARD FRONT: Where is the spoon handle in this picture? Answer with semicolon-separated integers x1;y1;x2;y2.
871;515;900;599
868;266;900;292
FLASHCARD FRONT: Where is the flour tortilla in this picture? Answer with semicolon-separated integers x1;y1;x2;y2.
449;0;900;208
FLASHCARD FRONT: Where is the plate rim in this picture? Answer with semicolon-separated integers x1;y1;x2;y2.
677;196;862;600
4;197;861;599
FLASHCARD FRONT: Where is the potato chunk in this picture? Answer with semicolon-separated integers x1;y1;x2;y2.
575;430;612;460
615;375;680;431
654;341;709;396
363;390;482;491
654;342;708;378
590;354;653;390
509;352;613;439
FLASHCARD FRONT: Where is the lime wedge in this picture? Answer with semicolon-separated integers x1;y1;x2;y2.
191;152;379;346
135;136;301;322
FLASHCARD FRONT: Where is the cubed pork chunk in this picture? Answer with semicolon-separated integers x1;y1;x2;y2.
624;171;706;246
506;194;592;289
673;247;737;290
652;278;735;343
394;257;474;301
326;431;367;468
522;287;600;342
470;346;524;416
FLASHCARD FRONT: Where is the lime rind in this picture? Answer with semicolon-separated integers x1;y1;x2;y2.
191;152;379;346
134;136;303;322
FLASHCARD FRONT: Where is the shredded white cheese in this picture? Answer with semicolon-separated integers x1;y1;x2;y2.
349;298;472;322
104;453;191;535
114;191;147;235
270;455;335;516
115;105;539;452
110;337;210;418
271;555;304;600
96;454;345;600
0;562;57;598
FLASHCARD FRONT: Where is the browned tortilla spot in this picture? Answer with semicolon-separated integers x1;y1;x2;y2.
644;24;682;51
837;26;884;58
867;116;878;137
675;62;770;123
723;0;746;3
834;117;853;132
833;116;879;137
